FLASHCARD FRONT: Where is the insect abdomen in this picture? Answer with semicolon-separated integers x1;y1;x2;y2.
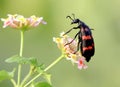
80;27;95;62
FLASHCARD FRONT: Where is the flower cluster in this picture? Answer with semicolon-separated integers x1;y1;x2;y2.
1;14;47;30
53;32;87;70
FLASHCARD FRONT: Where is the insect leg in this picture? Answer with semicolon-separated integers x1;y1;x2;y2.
65;32;79;46
63;26;79;36
63;28;73;36
74;32;81;53
90;28;94;30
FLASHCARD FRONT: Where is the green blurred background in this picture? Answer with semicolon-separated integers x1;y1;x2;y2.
0;0;120;87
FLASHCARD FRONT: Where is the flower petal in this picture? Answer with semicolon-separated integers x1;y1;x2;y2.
77;57;88;70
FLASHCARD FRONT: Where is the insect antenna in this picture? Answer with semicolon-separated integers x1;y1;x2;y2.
66;16;73;21
72;13;75;19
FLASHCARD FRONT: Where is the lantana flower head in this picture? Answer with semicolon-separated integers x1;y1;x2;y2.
53;32;88;70
1;14;47;30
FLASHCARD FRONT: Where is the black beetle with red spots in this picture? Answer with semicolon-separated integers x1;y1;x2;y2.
63;14;95;62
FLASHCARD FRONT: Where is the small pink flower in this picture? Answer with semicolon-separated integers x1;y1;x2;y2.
54;32;88;70
1;14;47;30
1;15;13;28
77;57;88;70
27;16;47;27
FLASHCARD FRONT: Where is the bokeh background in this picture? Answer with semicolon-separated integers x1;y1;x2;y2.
0;0;120;87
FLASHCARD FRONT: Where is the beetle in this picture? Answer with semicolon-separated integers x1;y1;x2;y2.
63;14;95;62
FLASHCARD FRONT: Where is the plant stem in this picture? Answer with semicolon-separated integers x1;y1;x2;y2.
24;55;64;87
20;30;24;57
17;65;21;86
17;30;24;86
20;66;33;87
44;55;64;72
10;79;17;87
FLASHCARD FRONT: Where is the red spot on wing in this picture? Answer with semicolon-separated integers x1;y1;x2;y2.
83;46;93;51
82;35;91;40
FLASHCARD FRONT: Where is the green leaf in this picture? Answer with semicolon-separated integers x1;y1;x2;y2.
35;64;45;73
28;57;38;66
0;70;13;81
35;82;52;87
5;55;46;74
5;55;21;63
5;55;38;66
43;73;52;85
9;68;16;77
